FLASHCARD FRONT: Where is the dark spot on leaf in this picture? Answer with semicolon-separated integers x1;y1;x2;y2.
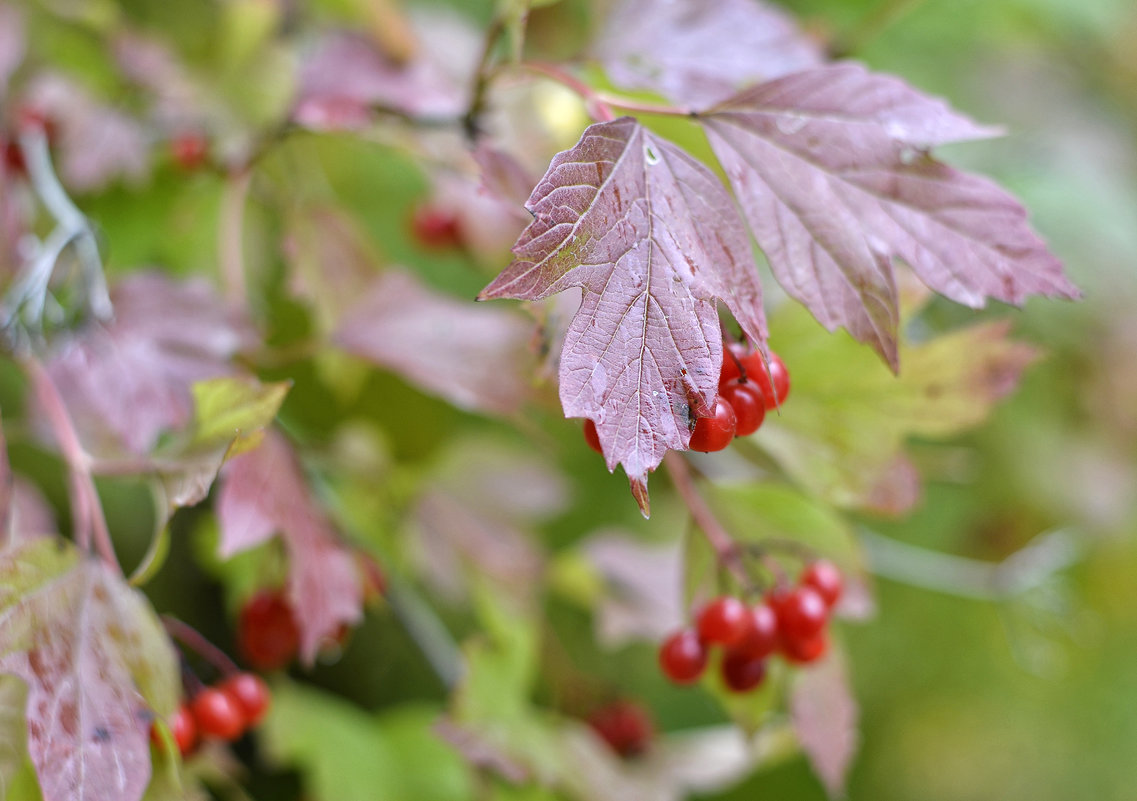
92;725;111;742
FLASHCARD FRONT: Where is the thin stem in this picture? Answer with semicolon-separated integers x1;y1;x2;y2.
463;16;507;140
520;62;615;122
162;615;241;677
218;168;251;308
22;357;119;572
858;526;1082;601
663;451;751;592
592;91;693;118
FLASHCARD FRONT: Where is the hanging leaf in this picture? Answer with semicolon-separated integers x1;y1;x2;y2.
480;117;768;513
791;649;859;797
699;62;1078;366
0;538;180;801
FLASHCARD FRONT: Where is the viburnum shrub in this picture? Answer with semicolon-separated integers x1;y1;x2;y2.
0;1;1080;800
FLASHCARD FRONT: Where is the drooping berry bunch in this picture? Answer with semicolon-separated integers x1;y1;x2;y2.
658;559;842;693
152;672;271;757
582;346;790;456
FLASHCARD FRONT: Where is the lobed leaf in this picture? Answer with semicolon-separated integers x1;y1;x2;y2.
791;649;859;797
0;538;179;801
595;0;823;107
700;62;1078;366
480;117;768;513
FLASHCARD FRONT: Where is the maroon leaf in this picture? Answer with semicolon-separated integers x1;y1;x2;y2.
479;118;767;512
472;143;538;210
217;431;363;663
790;649;859;797
595;0;824;107
25;75;149;192
45;272;254;458
583;533;684;647
336;271;536;417
700;62;1078;366
0;539;179;801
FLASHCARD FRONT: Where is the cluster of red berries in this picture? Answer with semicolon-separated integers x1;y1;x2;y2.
153;672;271;757
585;699;654;759
658;559;843;693
582;346;790;456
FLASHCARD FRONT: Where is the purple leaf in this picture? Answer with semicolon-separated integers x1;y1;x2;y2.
336;271;536;417
700;62;1078;366
791;649;859;797
0;3;26;95
45;272;254;458
217;431;363;663
25;75;149;192
473;143;538;210
583;533;684;647
0;539;179;801
595;0;824;107
479;118;767;513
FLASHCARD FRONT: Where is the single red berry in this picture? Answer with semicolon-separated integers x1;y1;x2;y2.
411;204;462;249
696;596;751;647
781;630;829;664
718;343;748;386
238;590;300;671
773;586;829;643
727;601;778;661
658;629;708;684
688;396;737;452
170;132;209;170
719;379;766;436
587;700;654;759
582;419;603;455
802;560;843;609
191;687;247;741
150;703;198;756
2;139;25;177
219;673;271;727
721;650;769;693
749;353;790;410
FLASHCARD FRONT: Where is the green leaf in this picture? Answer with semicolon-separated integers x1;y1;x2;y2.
190;377;291;455
758;303;1040;508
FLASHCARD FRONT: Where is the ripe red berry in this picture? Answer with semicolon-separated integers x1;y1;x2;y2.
727;601;778;661
238;590;300;671
411;204;462;249
191;687;247;741
2;139;25;177
781;630;829;664
219;673;271;727
802;560;843;609
718;343;747;386
750;353;790;410
721;650;768;693
688;397;736;452
587;700;654;759
151;703;198;756
658;629;708;684
719;379;766;436
170;132;209;171
773;586;829;643
582;419;603;455
696;596;751;647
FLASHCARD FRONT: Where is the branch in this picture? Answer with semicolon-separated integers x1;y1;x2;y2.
858;526;1082;601
162;615;241;677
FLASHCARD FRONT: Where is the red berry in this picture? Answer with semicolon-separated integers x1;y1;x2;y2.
696;596;751;647
727;602;778;661
2;139;25;177
170;133;209;170
587;700;654;759
750;353;790;410
781;631;829;664
719;379;766;436
658;629;708;684
688;396;736;452
582;419;603;455
219;673;271;727
721;651;768;693
718;343;747;385
802;560;843;609
191;688;246;741
238;590;300;671
773;586;829;642
151;703;198;756
411;205;462;249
